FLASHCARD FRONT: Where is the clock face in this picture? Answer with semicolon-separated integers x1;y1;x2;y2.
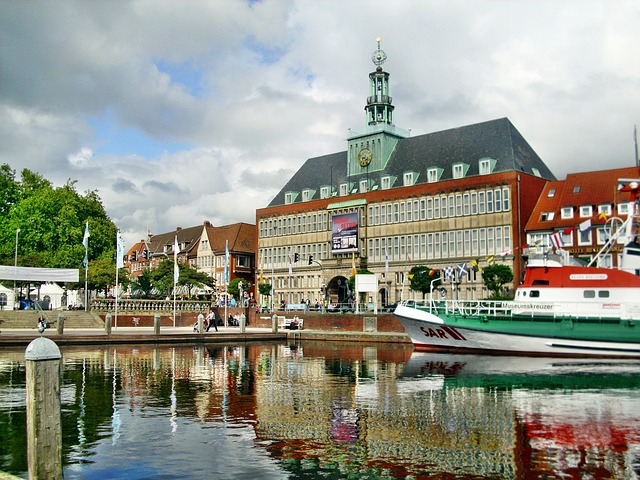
358;148;372;167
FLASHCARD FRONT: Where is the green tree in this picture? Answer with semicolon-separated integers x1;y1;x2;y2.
0;166;118;272
228;278;249;301
408;265;441;297
178;263;214;298
481;264;514;299
131;269;155;298
150;259;175;297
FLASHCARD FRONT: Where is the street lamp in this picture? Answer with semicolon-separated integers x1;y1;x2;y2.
14;228;20;309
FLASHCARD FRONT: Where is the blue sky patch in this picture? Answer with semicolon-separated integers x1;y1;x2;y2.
88;110;192;158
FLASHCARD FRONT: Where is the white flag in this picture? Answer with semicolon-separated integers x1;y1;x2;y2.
116;231;124;269
579;219;592;232
82;221;90;249
385;245;389;274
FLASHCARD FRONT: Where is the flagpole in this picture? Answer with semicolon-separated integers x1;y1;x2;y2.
83;221;90;311
173;235;179;328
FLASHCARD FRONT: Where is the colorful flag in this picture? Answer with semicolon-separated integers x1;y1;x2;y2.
563;226;574;235
428;269;438;276
444;266;455;281
116;231;124;269
173;235;180;283
486;255;495;266
549;231;564;249
259;269;263;284
224;239;229;284
457;262;469;278
598;210;608;221
578;219;592;232
470;259;480;272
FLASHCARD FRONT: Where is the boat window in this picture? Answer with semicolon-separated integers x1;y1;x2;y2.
584;290;596;298
598;291;610;298
532;279;549;285
530;290;540;298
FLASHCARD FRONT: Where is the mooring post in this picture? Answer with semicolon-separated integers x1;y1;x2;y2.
197;313;204;335
272;313;278;333
105;313;112;335
25;337;63;480
239;312;246;333
154;314;161;335
56;313;65;335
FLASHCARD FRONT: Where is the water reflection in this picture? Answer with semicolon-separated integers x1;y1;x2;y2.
0;342;639;479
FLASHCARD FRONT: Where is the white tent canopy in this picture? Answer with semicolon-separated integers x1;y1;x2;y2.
0;266;79;282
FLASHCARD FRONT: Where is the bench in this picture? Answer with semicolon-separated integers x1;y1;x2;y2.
278;316;304;330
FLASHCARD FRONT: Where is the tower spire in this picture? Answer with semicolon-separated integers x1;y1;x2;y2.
365;37;394;127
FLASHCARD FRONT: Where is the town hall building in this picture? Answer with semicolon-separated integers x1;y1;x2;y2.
256;39;556;309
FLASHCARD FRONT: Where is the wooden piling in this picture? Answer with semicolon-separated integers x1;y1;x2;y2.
25;337;63;480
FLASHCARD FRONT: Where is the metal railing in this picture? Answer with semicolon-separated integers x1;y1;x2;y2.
90;298;212;313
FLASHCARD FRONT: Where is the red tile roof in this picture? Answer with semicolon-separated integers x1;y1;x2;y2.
526;166;640;232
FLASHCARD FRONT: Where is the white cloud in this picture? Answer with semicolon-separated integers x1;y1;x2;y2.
1;0;639;248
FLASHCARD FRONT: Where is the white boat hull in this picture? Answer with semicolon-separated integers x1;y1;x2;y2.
394;304;640;357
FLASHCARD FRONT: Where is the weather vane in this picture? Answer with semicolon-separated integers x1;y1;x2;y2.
371;36;387;68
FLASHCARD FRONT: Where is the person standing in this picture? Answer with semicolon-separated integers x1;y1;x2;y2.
206;309;218;332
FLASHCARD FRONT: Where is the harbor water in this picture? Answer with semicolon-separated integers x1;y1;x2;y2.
1;341;639;479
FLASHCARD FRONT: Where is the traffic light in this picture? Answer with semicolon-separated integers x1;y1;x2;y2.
294;252;299;263
308;255;314;265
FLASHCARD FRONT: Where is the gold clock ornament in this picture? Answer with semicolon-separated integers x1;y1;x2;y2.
358;147;372;167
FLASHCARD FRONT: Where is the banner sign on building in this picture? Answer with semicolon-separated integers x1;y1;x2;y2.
331;212;359;254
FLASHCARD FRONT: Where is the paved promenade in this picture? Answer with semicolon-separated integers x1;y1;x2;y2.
0;325;410;347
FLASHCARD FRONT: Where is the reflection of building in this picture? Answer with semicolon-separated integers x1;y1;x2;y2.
125;221;256;299
256;39;554;307
525;166;640;267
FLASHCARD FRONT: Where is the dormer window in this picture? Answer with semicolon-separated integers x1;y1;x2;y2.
359;179;369;193
381;176;394;190
579;205;592;218
320;186;330;199
339;183;349;196
598;204;612;217
427;168;442;183
301;189;315;202
561;206;573;219
403;172;417;186
478;158;495;175
452;163;468;179
285;192;294;205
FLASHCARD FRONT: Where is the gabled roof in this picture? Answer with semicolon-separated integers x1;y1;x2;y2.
205;222;256;255
268;117;555;207
526;166;640;232
147;224;204;257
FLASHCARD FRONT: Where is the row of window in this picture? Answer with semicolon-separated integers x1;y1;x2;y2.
528;227;618;248
367;227;512;262
540;202;630;222
286;158;505;204
259;226;512;270
260;187;511;238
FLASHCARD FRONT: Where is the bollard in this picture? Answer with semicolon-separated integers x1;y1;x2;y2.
56;313;65;335
105;313;112;335
154;314;161;335
25;337;63;480
240;313;246;333
197;313;204;335
272;313;278;333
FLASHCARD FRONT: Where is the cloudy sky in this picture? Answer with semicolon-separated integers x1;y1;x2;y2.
2;0;639;247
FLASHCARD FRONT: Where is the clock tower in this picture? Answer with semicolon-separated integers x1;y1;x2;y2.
348;37;410;176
